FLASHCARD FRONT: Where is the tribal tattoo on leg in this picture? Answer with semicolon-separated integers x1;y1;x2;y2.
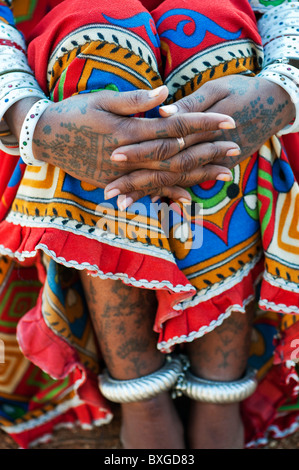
80;272;163;379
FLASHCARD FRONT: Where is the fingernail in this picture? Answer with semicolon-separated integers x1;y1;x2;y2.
218;120;236;130
151;196;160;202
160;104;178;115
117;195;134;211
148;85;166;98
111;153;127;161
104;188;121;200
226;148;241;157
216;173;233;181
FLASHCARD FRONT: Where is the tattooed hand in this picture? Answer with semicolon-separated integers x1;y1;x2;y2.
105;75;295;209
160;75;295;164
4;86;237;204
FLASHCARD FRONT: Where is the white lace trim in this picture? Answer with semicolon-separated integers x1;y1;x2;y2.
246;418;299;448
259;298;299;314
157;293;255;352
264;271;299;294
5;210;174;264
172;253;262;311
0;242;195;294
0;395;110;435
26;414;113;448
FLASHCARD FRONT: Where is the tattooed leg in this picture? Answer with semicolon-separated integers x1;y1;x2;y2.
80;271;185;449
185;302;255;449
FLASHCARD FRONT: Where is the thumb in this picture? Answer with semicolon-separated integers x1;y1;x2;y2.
97;85;169;116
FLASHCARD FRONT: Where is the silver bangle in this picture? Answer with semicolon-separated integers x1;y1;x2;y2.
0;22;27;50
176;366;258;404
98;354;183;403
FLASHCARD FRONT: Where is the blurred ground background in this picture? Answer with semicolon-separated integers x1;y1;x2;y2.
1;402;299;449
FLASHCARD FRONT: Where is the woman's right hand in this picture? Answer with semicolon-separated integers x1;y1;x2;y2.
5;86;238;201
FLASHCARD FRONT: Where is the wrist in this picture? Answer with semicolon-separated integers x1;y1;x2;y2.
257;70;298;134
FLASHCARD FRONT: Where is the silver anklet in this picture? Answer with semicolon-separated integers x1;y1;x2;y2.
175;361;258;404
98;355;183;403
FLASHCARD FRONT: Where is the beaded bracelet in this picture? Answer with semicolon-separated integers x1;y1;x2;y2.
0;46;27;59
263;37;299;67
257;3;299;66
19;98;52;166
248;0;294;14
0;57;33;76
0;20;50;155
0;71;36;85
266;62;299;87
0;23;27;50
0;87;46;155
0;79;43;101
255;1;299;135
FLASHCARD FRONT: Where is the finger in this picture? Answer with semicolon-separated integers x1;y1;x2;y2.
104;166;232;201
110;129;222;164
117;186;192;211
164;141;241;173
95;85;169;116
110;137;179;165
120;111;236;147
110;139;240;171
159;80;229;116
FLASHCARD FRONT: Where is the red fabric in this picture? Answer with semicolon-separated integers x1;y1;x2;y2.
243;362;299;446
9;403;112;449
157;258;264;347
27;0;161;93
282;133;299;181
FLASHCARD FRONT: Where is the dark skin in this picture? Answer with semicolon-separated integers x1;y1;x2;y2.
80;274;185;449
103;75;295;208
80;272;255;449
6;75;294;199
5;85;237;206
5;74;294;208
185;301;255;449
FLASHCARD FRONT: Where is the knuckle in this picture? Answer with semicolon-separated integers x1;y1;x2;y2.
121;174;136;193
177;172;189;186
118;117;133;137
155;140;172;161
199;115;215;131
133;143;144;162
201;80;219;98
127;89;145;108
200;167;211;182
201;80;215;93
207;142;221;161
152;171;176;188
179;96;197;113
172;116;190;137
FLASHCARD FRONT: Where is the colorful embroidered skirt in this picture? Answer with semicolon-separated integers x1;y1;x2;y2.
1;0;299;449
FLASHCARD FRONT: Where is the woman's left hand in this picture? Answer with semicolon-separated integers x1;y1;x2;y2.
105;75;295;209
